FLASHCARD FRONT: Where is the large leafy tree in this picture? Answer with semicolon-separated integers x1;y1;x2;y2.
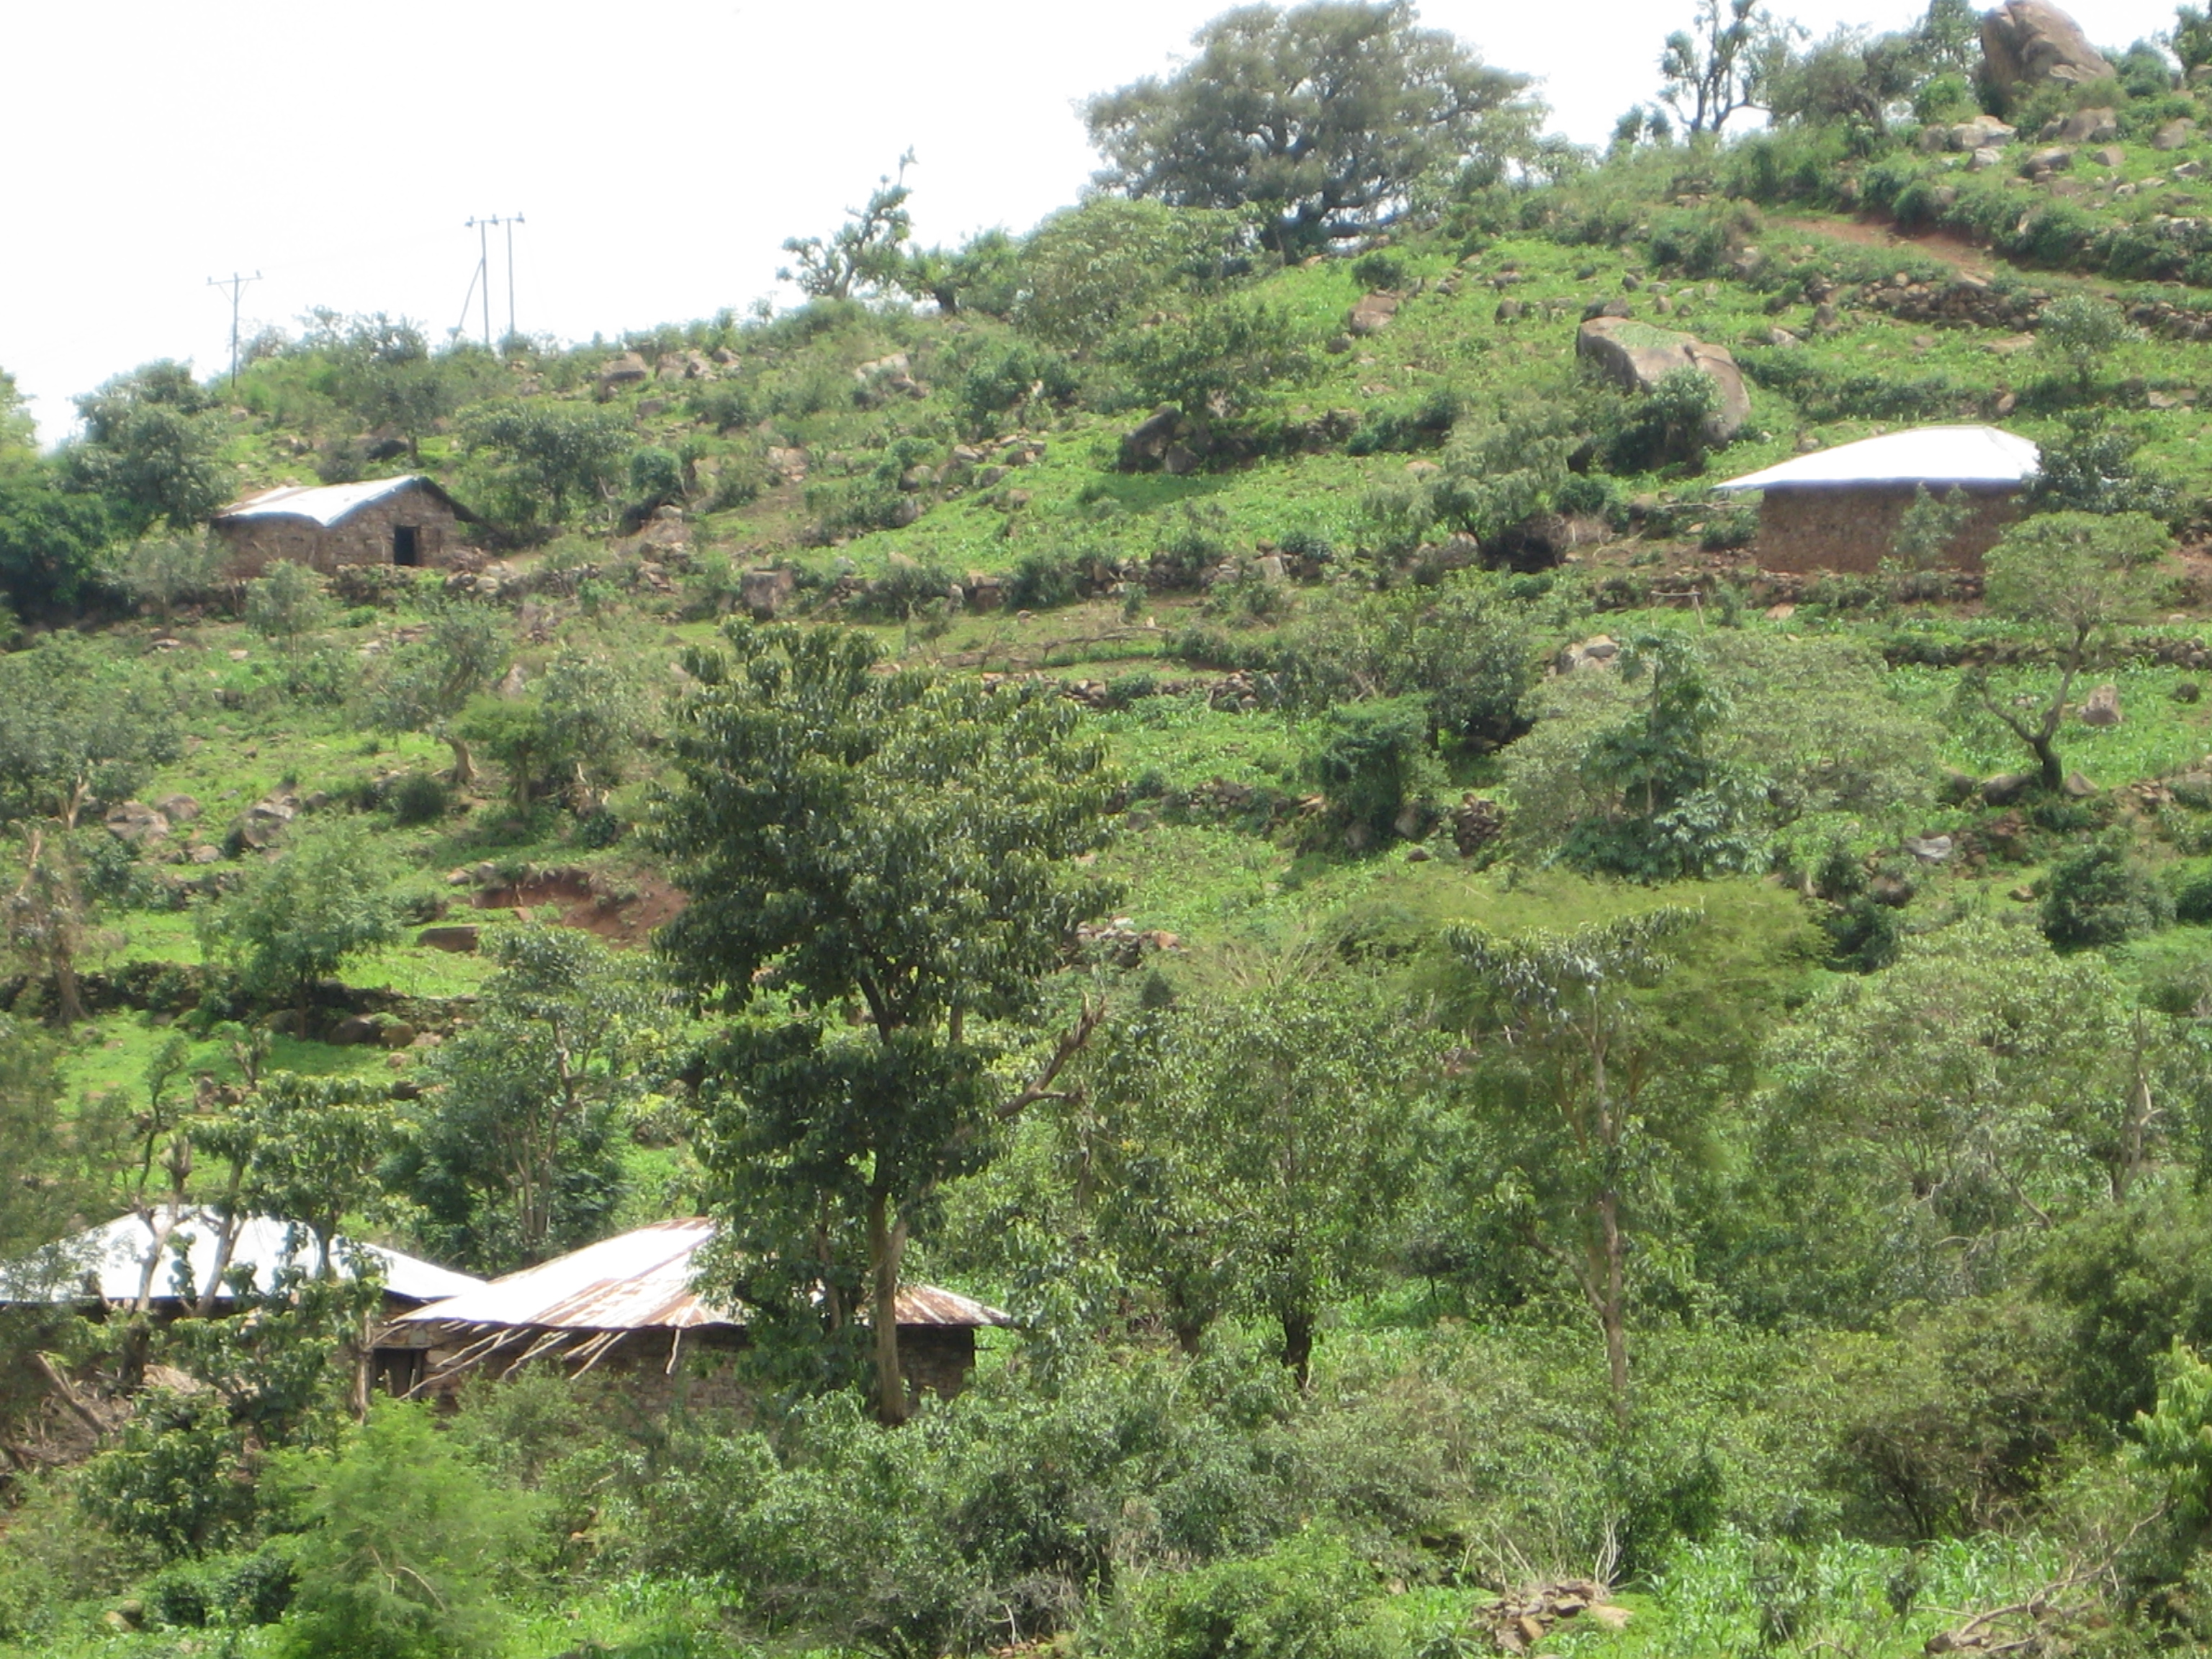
1081;981;1427;1382
779;152;918;302
650;624;1117;1423
1447;907;1700;1431
1658;0;1802;137
357;603;508;786
1084;1;1539;254
1967;511;2170;792
0;635;181;1023
197;821;400;1028
61;360;231;537
457;400;631;534
396;927;669;1272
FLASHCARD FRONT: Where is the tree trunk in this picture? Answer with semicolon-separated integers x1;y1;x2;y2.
53;946;84;1028
444;733;475;788
1279;1305;1316;1390
2031;734;2064;793
866;1187;909;1426
1597;1187;1630;1434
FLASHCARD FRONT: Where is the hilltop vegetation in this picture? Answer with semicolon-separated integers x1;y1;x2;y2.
27;1;2212;1655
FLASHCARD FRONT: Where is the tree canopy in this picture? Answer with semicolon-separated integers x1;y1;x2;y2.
1084;1;1542;253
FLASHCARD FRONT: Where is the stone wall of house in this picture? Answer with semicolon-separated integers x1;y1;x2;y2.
216;487;464;580
1753;484;2023;575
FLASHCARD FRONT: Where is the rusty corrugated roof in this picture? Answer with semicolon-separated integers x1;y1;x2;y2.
396;1218;1008;1333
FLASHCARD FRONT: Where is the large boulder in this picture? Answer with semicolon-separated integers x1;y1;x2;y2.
1575;317;1750;444
739;567;796;619
1981;1;2114;102
1347;292;1400;336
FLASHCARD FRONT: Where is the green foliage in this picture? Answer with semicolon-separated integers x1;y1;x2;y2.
2042;838;2173;951
1085;0;1540;252
395;926;667;1272
2037;295;2144;395
268;1403;539;1659
626;444;683;506
459;398;631;532
197;820;400;1017
2132;1340;2212;1523
780;151;917;302
954;338;1076;436
0;469;114;614
1123;1529;1388;1659
1081;984;1429;1375
243;559;335;650
358;603;507;783
0;633;181;827
1659;0;1802;135
1366;391;1584;553
1015;199;1242;349
60;360;230;536
1116;296;1314;423
651;623;1118;1421
1892;484;1973;570
1304;695;1440;848
2028;419;2180;520
77;1388;254;1558
98;532;229;621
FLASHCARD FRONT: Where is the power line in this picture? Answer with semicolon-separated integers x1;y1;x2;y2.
464;216;495;349
206;271;261;394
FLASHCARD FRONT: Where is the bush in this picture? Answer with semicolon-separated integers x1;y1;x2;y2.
1305;696;1440;849
1007;549;1082;610
269;1403;539;1659
1122;1531;1388;1659
2042;840;2172;951
389;773;450;827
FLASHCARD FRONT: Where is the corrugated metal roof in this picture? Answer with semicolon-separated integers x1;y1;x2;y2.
1714;425;2041;493
215;475;438;528
397;1218;1010;1333
0;1210;485;1307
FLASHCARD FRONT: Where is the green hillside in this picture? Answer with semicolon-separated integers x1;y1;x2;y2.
24;2;2212;1655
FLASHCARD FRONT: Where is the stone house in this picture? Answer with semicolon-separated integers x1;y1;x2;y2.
212;475;479;579
383;1218;1007;1410
1713;425;2041;575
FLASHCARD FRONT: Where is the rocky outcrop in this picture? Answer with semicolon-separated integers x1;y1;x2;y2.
1981;1;2114;103
1574;318;1750;443
739;567;796;619
1346;292;1400;336
1856;274;2047;331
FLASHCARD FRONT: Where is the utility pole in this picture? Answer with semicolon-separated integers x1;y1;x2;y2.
503;213;524;347
206;271;260;394
464;217;494;349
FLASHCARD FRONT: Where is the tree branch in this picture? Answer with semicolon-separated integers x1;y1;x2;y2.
997;999;1108;1121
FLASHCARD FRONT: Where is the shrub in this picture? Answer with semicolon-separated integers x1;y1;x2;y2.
1007;549;1082;610
268;1403;539;1659
1349;249;1408;290
626;444;683;505
1123;1531;1388;1659
2177;870;2212;926
389;773;450;827
1305;696;1440;849
2042;840;2172;952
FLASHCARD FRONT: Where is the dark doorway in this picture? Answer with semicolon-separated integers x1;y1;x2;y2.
392;525;421;567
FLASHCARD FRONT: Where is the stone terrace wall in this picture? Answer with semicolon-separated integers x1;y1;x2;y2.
1755;484;2023;575
217;485;464;580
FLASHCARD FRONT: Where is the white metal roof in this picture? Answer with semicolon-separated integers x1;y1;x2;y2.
216;475;432;527
0;1210;485;1307
1714;426;2041;493
398;1217;1010;1333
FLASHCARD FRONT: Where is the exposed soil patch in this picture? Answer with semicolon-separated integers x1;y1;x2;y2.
1774;214;1998;282
472;867;687;946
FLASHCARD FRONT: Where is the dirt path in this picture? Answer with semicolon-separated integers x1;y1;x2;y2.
1771;214;1998;281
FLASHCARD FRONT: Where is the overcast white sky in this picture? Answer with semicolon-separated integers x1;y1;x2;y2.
0;1;2186;441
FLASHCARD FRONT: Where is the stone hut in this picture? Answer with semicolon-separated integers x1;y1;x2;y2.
385;1218;1007;1411
1713;426;2041;575
212;475;479;579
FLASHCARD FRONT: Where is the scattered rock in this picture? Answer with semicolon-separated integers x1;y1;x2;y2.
739;567;796;619
2155;117;2198;151
1971;145;2008;171
1905;834;1955;864
327;1015;379;1047
2026;145;2075;174
1951;114;2018;150
765;446;809;483
2063;770;2099;798
417;925;481;954
1982;1;2114;99
236;795;296;850
381;1022;418;1049
2058;107;2118;143
1482;1581;1632;1654
1575;317;1750;444
1556;635;1622;674
1982;772;2035;806
154;793;202;824
1452;795;1506;857
104;801;169;843
2079;683;2123;726
597;351;649;392
1347;292;1401;336
1118;404;1186;472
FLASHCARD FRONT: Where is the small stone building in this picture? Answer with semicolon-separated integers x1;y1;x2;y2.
212;475;478;579
385;1218;1007;1410
1713;426;2041;575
